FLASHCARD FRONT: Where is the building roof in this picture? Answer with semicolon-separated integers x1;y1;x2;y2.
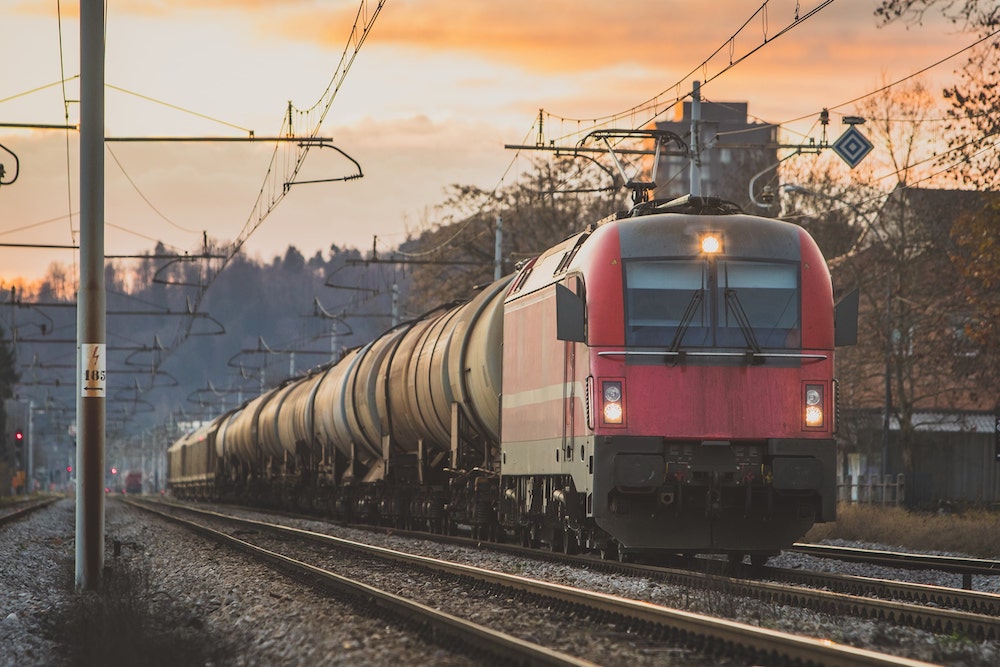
854;409;997;433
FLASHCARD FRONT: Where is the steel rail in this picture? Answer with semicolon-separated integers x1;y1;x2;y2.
792;543;1000;589
753;564;1000;616
290;513;1000;633
565;554;1000;640
0;497;60;529
141;499;937;667
126;500;596;667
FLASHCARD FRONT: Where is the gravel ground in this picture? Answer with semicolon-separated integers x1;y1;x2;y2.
1;498;476;667
3;497;1000;666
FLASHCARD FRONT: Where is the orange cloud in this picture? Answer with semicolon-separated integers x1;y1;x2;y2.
14;0;943;85
264;0;961;95
270;1;750;73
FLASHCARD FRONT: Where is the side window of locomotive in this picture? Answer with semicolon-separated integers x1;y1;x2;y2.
555;275;587;343
717;261;800;348
624;260;709;347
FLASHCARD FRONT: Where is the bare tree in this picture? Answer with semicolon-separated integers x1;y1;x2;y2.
402;158;629;312
877;1;1000;188
949;195;1000;390
829;79;995;477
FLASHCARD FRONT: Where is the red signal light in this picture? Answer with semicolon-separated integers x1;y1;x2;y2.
67;466;73;473
14;430;23;441
110;467;118;475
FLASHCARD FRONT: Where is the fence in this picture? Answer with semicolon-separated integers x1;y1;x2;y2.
837;473;906;506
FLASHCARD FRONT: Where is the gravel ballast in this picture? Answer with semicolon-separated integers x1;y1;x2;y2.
3;497;1000;666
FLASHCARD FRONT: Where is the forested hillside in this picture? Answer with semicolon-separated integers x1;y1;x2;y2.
4;158;628;473
10;242;407;434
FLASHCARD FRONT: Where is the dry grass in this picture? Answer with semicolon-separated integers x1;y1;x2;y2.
806;503;1000;558
58;555;245;667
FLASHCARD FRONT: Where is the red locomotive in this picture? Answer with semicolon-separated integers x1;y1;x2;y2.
168;195;856;562
500;195;855;560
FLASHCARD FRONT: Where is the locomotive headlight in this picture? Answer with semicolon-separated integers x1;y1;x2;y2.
700;233;722;254
601;380;624;425
804;384;824;428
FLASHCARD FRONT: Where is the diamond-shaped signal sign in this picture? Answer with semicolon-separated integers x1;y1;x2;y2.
832;126;874;169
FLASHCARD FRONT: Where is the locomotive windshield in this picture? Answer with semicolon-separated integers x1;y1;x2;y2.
624;258;801;349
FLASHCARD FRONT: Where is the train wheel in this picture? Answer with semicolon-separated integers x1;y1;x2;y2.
599;541;618;561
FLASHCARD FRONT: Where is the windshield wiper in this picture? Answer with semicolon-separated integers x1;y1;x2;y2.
668;290;704;353
724;288;761;356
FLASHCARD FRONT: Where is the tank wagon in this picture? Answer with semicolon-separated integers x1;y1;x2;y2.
166;419;220;499
167;195;857;561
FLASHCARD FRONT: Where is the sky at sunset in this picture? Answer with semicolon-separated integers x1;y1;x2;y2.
0;0;976;284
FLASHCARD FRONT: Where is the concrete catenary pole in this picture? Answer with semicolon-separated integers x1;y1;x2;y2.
391;283;399;327
27;400;34;492
494;215;503;281
689;80;702;197
76;0;106;591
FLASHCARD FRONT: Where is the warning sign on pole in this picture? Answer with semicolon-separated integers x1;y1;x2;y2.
832;126;874;169
81;343;106;398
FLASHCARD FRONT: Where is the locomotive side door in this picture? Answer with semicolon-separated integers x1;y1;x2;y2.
556;276;590;497
561;277;577;462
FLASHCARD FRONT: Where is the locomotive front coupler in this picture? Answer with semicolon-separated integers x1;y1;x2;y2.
740;465;757;518
705;471;723;518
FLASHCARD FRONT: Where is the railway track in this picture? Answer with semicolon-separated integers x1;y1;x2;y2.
790;543;1000;590
125;498;596;667
130;498;940;667
195;500;1000;637
0;496;60;529
451;532;1000;640
750;562;1000;616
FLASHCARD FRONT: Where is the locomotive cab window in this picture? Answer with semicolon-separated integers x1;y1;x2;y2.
624;258;800;350
624;260;709;347
717;261;800;349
